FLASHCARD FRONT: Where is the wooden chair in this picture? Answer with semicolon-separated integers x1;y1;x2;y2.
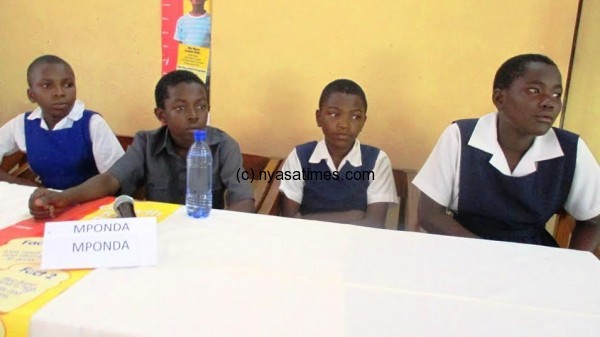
242;154;282;212
554;212;600;258
387;168;420;231
554;211;576;249
1;151;39;183
257;176;282;215
117;134;134;150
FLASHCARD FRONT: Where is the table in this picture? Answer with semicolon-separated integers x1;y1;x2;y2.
1;182;599;336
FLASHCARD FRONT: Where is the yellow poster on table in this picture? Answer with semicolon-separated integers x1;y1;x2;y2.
0;199;180;337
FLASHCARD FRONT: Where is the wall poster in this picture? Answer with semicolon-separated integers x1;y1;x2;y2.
161;0;212;86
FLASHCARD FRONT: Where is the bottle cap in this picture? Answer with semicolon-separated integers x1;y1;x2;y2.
193;129;207;141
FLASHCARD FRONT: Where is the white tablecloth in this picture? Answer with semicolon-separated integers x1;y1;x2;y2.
1;182;599;336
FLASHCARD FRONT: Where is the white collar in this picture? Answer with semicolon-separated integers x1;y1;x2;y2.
309;139;363;171
27;100;86;130
468;112;564;176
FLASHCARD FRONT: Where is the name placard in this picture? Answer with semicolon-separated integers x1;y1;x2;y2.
41;217;158;270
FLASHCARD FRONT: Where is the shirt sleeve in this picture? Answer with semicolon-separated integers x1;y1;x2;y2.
366;150;398;204
412;124;461;209
218;137;254;205
0;114;27;164
107;132;146;196
564;138;600;220
278;148;304;204
89;114;125;173
173;17;184;42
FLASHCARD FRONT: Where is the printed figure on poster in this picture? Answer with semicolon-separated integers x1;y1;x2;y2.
174;0;211;48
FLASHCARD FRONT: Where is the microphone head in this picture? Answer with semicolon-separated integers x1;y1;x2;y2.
113;195;135;214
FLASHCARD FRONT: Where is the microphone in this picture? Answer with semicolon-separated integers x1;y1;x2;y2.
113;195;137;218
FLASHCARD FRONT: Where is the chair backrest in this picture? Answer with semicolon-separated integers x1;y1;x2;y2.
391;168;420;231
1;151;38;183
554;212;600;258
242;153;282;212
257;176;282;215
1;151;27;174
553;211;576;248
117;135;134;151
554;211;600;259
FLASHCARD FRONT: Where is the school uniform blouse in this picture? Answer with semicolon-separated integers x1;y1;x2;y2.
413;112;600;222
0;100;124;173
279;139;398;208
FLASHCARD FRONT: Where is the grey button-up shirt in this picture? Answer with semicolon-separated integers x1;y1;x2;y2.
109;126;253;208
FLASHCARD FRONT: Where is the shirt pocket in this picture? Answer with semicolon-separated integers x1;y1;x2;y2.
146;182;172;203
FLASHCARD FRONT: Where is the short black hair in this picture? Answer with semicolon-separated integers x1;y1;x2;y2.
27;55;72;86
493;54;557;90
319;79;367;112
154;70;207;109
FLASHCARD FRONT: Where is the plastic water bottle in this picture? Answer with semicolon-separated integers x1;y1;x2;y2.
186;129;212;218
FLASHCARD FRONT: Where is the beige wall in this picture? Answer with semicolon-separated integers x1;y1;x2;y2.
0;0;579;170
564;0;600;159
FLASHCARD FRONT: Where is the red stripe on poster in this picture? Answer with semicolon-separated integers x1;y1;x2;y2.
161;0;184;74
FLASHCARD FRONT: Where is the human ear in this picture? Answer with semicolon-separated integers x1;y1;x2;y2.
26;89;35;103
492;89;504;110
315;109;322;127
154;108;167;124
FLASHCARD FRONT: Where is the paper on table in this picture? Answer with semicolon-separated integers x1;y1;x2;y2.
41;217;158;270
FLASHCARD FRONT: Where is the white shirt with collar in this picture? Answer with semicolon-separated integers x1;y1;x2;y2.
0;100;124;173
279;139;398;206
412;112;600;221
